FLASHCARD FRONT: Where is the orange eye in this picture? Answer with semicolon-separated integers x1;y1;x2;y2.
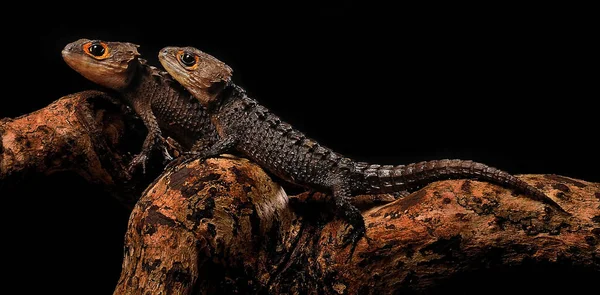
178;50;199;69
83;41;110;59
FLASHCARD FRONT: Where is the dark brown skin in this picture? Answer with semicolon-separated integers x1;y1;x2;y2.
159;46;568;252
62;39;219;172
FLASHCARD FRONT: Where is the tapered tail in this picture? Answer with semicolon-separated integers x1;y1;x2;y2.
356;159;564;211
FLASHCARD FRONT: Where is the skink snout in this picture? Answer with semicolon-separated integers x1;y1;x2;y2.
160;48;170;58
65;43;74;51
62;42;76;58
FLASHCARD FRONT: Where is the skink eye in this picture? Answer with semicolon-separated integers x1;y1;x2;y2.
89;42;106;56
180;52;196;66
83;41;109;59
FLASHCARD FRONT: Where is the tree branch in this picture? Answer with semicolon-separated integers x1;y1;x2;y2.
113;157;599;294
2;92;598;294
1;91;161;207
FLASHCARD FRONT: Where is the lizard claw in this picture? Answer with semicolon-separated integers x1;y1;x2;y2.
128;153;148;174
333;195;367;262
163;151;204;171
163;137;184;159
156;135;177;162
160;145;174;162
340;206;367;262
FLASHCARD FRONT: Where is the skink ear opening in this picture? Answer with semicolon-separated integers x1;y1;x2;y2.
207;80;229;96
121;42;141;57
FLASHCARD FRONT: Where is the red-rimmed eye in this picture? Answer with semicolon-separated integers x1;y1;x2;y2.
83;41;109;59
178;50;199;69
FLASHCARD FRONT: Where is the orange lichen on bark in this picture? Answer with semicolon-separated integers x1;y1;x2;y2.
114;157;599;294
114;157;298;294
1;91;153;206
2;92;598;294
1;91;127;181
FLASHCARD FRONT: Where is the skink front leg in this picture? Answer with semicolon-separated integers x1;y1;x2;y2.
128;99;171;174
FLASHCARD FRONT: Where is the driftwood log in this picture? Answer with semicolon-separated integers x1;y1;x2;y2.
0;91;174;207
1;92;599;294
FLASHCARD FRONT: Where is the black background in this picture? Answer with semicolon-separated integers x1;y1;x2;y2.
1;3;596;294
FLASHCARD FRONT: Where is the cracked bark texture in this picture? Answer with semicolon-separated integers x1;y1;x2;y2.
0;91;168;207
2;92;598;294
114;157;599;295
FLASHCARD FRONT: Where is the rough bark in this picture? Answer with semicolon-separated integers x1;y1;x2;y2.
0;91;166;207
2;92;598;294
114;157;599;295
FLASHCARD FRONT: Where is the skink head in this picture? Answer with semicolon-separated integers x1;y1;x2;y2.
62;39;140;90
159;46;232;108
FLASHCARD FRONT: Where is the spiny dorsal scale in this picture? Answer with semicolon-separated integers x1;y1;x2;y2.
364;168;379;189
354;162;369;170
392;167;406;187
265;115;281;127
242;99;257;110
276;122;293;134
287;131;305;144
314;145;330;157
255;105;269;119
301;138;318;151
378;168;394;190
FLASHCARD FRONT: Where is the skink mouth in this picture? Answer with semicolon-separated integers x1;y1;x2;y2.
61;50;75;65
62;42;78;60
63;41;75;51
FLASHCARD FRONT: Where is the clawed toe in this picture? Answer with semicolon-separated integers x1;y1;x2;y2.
340;217;366;262
128;153;148;174
160;145;174;162
163;151;206;171
333;195;367;261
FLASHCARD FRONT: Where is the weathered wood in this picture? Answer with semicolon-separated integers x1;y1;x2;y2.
2;92;598;294
114;157;599;294
0;91;162;207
